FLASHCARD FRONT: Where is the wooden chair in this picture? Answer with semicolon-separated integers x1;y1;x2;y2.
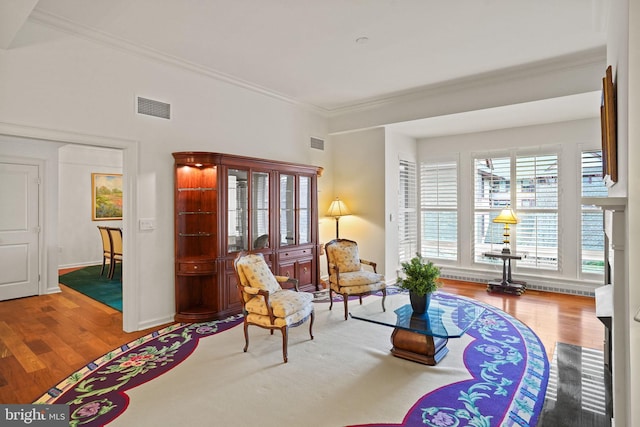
107;227;123;279
233;252;314;363
97;226;112;277
325;238;386;320
97;226;123;279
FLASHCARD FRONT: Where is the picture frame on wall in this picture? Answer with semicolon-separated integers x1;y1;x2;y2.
601;65;618;184
92;173;123;220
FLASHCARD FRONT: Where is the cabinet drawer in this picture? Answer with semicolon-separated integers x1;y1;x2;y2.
278;263;296;280
178;261;216;274
279;248;313;260
298;260;313;286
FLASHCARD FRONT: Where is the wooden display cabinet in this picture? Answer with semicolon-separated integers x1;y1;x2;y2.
173;152;321;322
173;152;219;322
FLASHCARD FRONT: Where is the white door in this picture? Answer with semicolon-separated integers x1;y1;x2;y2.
0;162;40;301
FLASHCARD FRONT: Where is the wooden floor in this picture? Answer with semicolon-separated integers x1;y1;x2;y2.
0;276;603;405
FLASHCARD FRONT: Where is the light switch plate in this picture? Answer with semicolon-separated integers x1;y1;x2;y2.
139;218;156;230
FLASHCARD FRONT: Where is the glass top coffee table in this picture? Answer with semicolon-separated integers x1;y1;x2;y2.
350;293;485;365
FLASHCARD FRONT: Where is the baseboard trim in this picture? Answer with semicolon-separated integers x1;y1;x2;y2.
440;273;597;297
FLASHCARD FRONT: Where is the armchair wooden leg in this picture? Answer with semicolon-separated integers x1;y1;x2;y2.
243;321;249;353
343;295;348;320
100;258;107;276
281;326;288;363
381;288;387;312
309;311;315;340
329;287;334;311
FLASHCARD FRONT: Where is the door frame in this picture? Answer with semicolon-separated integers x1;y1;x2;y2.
0;121;140;332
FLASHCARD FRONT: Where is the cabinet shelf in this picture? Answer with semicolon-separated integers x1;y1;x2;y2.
178;211;215;215
177;187;216;192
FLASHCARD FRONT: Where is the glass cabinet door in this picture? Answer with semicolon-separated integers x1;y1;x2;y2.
279;174;295;246
299;175;311;244
227;169;248;253
251;171;270;249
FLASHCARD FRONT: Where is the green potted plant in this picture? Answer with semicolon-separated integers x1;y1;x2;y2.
396;254;441;313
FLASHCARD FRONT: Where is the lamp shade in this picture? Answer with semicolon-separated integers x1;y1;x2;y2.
493;207;519;224
326;198;351;218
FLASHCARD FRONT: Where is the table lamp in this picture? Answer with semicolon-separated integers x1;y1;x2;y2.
493;207;519;254
326;197;351;239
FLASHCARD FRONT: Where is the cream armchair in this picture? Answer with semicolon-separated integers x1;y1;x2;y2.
325;239;386;320
233;252;314;363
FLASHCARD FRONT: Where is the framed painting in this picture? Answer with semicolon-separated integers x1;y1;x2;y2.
92;173;123;220
601;65;618;184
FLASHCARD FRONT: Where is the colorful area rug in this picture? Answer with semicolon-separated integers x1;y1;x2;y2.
59;265;122;311
35;292;548;426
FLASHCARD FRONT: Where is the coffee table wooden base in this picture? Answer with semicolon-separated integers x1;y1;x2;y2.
390;328;449;365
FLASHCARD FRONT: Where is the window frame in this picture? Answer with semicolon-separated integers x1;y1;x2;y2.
579;149;606;279
472;149;561;272
419;158;459;262
398;157;418;263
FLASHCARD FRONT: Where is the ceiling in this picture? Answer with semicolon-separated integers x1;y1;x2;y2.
5;1;608;136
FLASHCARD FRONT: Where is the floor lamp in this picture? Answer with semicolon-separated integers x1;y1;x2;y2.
327;197;351;239
493;207;519;254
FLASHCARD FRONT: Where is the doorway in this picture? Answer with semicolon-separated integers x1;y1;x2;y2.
0;124;139;332
0;161;40;301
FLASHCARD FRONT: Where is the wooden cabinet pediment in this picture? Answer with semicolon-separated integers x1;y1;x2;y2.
173;152;321;322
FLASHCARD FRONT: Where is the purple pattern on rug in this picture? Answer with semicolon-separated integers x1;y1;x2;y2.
351;293;549;427
37;315;243;427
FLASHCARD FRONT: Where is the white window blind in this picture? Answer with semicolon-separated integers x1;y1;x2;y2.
420;160;458;260
398;159;417;263
515;154;559;270
473;157;511;262
581;150;607;274
473;153;559;270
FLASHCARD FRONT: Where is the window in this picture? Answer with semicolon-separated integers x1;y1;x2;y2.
473;153;559;270
420;160;458;260
473;156;511;261
581;150;607;274
398;159;417;263
515;154;559;270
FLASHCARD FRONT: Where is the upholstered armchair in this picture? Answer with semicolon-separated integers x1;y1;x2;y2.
324;238;386;320
233;252;314;363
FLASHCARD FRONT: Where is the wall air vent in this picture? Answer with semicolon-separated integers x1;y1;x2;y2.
310;137;324;150
137;96;171;120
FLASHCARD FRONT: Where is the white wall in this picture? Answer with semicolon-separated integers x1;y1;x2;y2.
607;0;639;425
627;1;640;424
58;145;123;268
384;130;417;278
0;20;329;330
329;128;386;274
416;118;603;293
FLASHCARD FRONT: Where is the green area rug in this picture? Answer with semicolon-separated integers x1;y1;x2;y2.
59;264;122;311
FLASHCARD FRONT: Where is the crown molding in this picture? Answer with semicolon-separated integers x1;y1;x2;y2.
28;9;329;117
326;46;607;117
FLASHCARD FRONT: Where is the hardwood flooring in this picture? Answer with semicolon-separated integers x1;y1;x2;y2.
0;276;603;405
